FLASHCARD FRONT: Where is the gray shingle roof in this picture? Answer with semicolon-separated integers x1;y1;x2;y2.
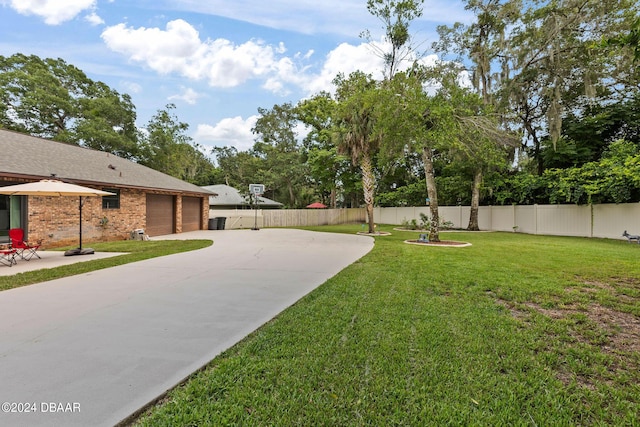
0;129;213;195
202;184;282;207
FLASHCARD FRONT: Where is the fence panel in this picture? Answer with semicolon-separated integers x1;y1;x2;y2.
489;206;515;232
514;205;537;234
593;204;640;239
263;208;365;228
439;206;469;229
536;204;591;237
478;206;492;230
209;208;366;229
374;206;419;225
211;204;640;241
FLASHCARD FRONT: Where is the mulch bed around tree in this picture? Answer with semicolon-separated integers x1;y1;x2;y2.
357;231;392;236
404;240;472;247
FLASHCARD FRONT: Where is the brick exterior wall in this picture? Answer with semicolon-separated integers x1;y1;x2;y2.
201;196;209;230
175;194;182;234
28;188;142;248
24;188;208;249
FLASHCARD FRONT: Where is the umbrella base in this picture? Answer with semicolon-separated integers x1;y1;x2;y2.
64;248;95;256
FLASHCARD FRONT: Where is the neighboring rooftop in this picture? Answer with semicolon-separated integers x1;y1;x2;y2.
0;129;213;195
202;184;283;208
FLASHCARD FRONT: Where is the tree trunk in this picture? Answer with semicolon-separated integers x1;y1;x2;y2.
330;187;337;209
288;181;295;207
468;168;482;231
523;117;544;176
361;154;376;233
422;146;440;242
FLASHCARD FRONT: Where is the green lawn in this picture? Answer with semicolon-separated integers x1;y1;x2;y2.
132;226;640;425
0;239;212;292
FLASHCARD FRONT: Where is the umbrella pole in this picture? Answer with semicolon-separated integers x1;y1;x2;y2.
65;196;93;256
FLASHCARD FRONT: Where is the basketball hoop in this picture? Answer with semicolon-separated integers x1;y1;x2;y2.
249;184;264;230
249;184;264;196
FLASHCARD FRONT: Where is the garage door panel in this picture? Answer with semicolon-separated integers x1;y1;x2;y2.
146;194;174;236
182;196;202;232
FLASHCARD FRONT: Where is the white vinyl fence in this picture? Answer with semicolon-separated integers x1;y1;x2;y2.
373;204;640;241
210;204;640;240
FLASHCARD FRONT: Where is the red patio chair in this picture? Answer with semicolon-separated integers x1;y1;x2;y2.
0;247;17;266
9;228;41;261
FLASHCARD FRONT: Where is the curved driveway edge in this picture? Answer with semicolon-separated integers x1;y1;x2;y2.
0;229;374;427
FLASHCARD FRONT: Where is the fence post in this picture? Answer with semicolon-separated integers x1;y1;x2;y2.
490;206;493;231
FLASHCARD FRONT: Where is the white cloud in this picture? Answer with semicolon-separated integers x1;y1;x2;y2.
194;116;258;151
121;81;142;94
302;42;386;95
85;12;104;26
168;87;202;105
195;115;310;152
294;122;311;143
101;17;451;103
9;0;96;25
101;20;292;90
101;20;201;72
302;45;450;96
457;69;473;89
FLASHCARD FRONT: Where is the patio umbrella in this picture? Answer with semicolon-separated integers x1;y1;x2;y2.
0;179;114;256
306;202;327;209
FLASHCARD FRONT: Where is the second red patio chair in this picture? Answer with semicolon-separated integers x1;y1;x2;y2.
0;247;16;266
9;228;41;261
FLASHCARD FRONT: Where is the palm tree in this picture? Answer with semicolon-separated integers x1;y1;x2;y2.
332;72;381;233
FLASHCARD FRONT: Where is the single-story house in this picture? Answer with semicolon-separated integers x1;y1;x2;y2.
202;184;283;209
0;129;215;248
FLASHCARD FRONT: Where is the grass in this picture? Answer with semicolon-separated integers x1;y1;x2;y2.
132;225;640;426
0;239;212;292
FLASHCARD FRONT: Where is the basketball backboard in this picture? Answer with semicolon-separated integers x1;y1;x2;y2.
249;184;264;195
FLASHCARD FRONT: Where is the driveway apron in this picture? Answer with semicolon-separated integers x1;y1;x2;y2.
0;229;374;426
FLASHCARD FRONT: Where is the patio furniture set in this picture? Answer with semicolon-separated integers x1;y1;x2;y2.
0;228;41;267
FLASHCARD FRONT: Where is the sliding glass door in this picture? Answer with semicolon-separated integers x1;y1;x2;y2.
0;195;24;243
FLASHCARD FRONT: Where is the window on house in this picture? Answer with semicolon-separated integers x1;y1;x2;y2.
102;188;120;209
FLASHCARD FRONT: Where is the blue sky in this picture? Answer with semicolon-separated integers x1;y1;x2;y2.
0;0;472;153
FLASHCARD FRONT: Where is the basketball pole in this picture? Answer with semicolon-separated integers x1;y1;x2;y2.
252;192;259;231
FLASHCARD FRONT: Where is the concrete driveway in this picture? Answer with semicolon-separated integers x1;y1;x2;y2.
0;229;374;427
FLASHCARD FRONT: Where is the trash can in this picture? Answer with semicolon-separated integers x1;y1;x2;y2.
217;217;227;230
208;218;219;230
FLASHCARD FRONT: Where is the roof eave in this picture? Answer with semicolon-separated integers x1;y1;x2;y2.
0;172;216;197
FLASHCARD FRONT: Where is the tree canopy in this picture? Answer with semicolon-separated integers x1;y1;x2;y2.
3;0;639;211
0;53;138;159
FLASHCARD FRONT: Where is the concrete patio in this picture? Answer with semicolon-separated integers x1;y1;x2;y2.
0;250;125;276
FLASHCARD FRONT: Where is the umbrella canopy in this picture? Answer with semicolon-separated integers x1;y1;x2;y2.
0;179;113;197
0;180;114;255
306;202;327;209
